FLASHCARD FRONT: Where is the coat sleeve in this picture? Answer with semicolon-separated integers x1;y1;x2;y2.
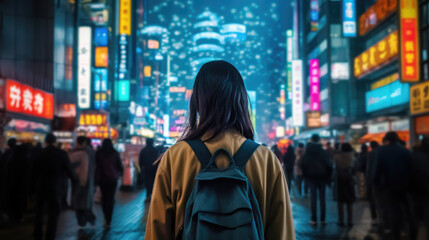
145;165;174;240
265;157;296;240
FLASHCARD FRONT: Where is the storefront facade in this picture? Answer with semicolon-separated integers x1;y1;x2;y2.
0;79;54;145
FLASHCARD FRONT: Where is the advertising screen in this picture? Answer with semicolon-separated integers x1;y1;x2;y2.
292;60;304;127
78;26;92;109
366;80;410;112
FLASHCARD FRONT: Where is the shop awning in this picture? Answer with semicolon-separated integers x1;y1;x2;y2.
358;130;409;144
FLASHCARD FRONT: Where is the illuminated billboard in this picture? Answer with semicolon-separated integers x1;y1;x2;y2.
354;31;398;78
78;26;92;109
399;0;420;82
310;0;319;31
95;47;108;68
309;59;320;111
94;27;108;46
148;39;159;49
292;60;304;127
343;0;356;37
410;81;429;115
5;79;54;120
116;80;130;101
359;0;397;36
94;69;108;92
366;80;410;112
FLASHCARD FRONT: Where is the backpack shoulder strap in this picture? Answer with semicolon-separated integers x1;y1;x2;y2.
185;139;212;169
233;139;260;170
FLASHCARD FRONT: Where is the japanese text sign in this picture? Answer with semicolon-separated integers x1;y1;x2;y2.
343;0;356;37
292;60;304;127
78;26;92;109
354;31;398;78
119;0;131;35
410;81;429;115
359;0;397;36
6;80;54;120
399;0;420;82
309;59;320;111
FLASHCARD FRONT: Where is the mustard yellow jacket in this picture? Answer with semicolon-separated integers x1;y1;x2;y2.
145;130;295;240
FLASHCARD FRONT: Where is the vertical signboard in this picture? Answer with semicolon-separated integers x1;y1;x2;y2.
117;0;131;102
78;26;92;109
292;60;304;127
287;30;293;100
343;0;356;37
119;0;132;35
399;0;420;82
310;0;319;31
309;59;320;111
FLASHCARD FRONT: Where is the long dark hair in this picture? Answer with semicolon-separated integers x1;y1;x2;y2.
180;60;254;141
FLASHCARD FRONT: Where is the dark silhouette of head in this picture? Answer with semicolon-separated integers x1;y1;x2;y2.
76;136;87;147
341;143;353;152
370;141;379;150
101;138;115;153
383;131;399;145
7;138;17;148
180;60;254;141
45;133;56;145
310;134;320;143
146;138;154;146
85;137;92;147
361;144;368;153
298;143;305;148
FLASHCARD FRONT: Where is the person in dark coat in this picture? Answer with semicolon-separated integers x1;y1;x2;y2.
5;143;30;222
139;138;159;201
0;138;17;218
333;143;356;227
411;137;429;238
33;133;76;240
366;141;379;226
373;132;417;240
95;139;123;229
283;145;296;192
300;134;333;225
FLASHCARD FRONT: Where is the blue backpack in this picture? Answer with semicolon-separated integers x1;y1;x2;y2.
182;139;265;240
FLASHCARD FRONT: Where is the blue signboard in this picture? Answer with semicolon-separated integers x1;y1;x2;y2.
366;81;410;113
94;27;109;46
343;0;356;37
310;0;319;31
94;69;108;92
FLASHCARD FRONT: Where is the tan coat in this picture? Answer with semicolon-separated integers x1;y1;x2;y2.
145;130;295;240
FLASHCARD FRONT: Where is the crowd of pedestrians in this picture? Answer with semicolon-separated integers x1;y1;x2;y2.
273;131;428;240
0;134;129;239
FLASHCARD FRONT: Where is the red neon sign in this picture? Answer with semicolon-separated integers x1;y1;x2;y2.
399;0;420;82
6;80;54;120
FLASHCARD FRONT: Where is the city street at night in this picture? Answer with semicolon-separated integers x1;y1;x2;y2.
0;188;387;240
1;0;429;239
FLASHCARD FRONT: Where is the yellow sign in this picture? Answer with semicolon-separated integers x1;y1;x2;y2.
354;31;398;78
144;66;151;77
371;73;399;90
410;81;429;115
119;0;132;35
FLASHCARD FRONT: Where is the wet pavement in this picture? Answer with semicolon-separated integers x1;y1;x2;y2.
0;185;419;240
